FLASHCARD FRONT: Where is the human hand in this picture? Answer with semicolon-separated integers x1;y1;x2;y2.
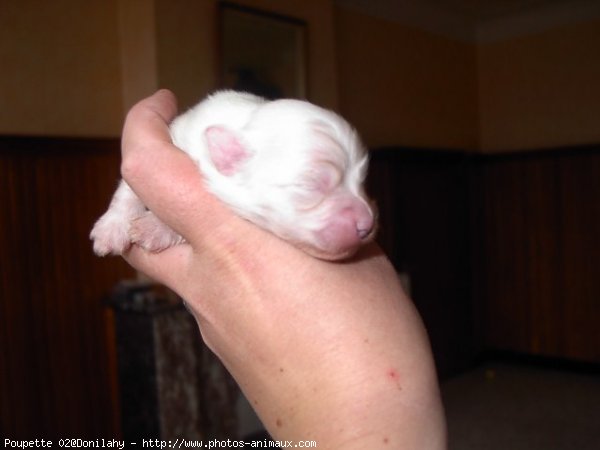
120;90;446;449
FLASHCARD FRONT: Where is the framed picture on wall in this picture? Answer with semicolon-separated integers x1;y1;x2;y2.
219;2;307;99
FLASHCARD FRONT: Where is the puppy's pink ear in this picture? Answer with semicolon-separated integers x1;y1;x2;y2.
204;125;250;176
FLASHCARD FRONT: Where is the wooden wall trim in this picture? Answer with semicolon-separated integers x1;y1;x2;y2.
2;137;598;435
369;143;600;368
1;136;132;437
474;146;600;362
0;135;120;153
373;143;600;162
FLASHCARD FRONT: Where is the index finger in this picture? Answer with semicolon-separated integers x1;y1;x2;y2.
120;90;235;243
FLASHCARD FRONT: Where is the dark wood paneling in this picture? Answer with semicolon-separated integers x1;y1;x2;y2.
0;137;133;437
477;149;600;362
559;153;600;360
368;146;600;375
367;149;477;378
2;137;598;437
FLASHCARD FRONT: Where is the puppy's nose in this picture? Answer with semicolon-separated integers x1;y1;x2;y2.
354;201;375;241
357;226;372;240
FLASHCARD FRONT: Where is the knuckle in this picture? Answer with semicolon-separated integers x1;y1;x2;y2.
120;151;140;182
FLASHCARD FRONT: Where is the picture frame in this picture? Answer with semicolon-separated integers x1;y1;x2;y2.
218;2;308;100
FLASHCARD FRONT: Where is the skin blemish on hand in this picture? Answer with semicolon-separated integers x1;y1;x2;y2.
383;436;389;445
387;368;402;391
276;418;283;428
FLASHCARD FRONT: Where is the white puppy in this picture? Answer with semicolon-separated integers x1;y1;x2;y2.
90;91;375;260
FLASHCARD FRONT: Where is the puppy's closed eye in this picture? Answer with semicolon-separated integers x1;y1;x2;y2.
291;161;342;210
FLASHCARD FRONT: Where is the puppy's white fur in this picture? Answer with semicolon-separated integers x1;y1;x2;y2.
91;91;375;260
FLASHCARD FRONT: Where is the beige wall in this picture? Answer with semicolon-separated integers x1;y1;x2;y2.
335;6;479;150
336;7;600;152
0;0;123;137
118;0;159;114
0;0;337;137
478;19;600;152
153;0;218;111
2;1;599;152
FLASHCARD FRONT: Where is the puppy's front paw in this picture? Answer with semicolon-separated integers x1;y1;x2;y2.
129;211;185;253
90;212;132;256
